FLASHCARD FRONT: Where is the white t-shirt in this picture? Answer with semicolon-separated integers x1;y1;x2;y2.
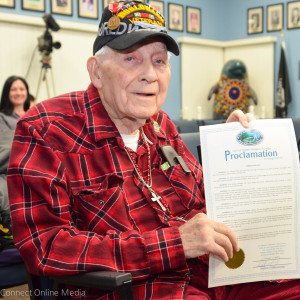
120;131;139;152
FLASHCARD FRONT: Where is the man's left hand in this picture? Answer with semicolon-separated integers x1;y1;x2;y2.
226;110;255;128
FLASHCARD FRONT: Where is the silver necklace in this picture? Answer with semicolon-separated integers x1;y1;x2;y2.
124;128;167;212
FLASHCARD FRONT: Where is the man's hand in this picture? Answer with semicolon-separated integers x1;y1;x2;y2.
226;109;255;128
179;213;239;262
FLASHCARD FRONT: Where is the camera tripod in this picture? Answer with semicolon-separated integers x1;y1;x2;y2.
36;51;56;99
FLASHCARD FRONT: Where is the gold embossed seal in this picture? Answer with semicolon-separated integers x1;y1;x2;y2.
225;248;245;269
108;15;121;30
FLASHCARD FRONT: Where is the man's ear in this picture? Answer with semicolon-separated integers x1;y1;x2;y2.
87;56;102;89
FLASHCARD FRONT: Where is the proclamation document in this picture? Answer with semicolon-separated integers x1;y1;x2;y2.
200;119;300;287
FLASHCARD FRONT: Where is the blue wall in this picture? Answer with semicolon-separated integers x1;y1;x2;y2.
1;0;299;118
223;0;300;119
163;0;299;119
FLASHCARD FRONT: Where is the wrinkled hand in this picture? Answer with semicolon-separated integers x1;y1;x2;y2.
179;213;239;262
226;109;256;128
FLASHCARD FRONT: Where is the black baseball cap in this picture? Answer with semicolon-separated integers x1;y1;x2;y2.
93;1;179;56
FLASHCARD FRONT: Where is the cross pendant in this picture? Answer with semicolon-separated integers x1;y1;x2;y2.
150;191;166;211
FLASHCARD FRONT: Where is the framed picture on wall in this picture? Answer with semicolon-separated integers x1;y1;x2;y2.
51;0;72;16
168;3;183;32
0;0;15;8
287;1;300;29
22;0;45;12
247;7;263;34
186;6;201;34
148;0;164;16
78;0;98;19
267;3;283;32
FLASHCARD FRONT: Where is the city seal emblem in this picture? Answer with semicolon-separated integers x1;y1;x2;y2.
237;130;263;146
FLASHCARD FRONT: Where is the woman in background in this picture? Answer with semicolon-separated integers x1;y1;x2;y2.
0;75;30;132
0;76;31;249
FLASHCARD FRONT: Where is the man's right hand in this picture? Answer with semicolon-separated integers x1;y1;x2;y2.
179;213;239;262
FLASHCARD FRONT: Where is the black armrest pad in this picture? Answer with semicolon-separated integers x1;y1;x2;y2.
51;271;132;290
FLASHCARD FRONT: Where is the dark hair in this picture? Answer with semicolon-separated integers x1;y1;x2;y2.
0;76;30;115
28;93;36;102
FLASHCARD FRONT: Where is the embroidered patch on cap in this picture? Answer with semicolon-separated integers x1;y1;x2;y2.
98;2;166;38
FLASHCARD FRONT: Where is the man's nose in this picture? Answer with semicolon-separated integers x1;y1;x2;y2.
139;61;158;83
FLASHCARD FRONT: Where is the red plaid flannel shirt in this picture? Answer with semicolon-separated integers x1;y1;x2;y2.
8;84;206;299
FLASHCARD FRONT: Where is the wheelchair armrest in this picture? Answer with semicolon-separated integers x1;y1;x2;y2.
50;271;133;300
50;271;132;290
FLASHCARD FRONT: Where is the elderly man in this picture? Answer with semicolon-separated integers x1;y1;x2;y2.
7;1;300;299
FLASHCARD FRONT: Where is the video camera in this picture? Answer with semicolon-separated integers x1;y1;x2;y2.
38;14;61;54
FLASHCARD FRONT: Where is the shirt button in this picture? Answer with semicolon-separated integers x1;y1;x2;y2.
98;200;104;205
185;273;190;278
164;215;169;221
179;285;184;288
